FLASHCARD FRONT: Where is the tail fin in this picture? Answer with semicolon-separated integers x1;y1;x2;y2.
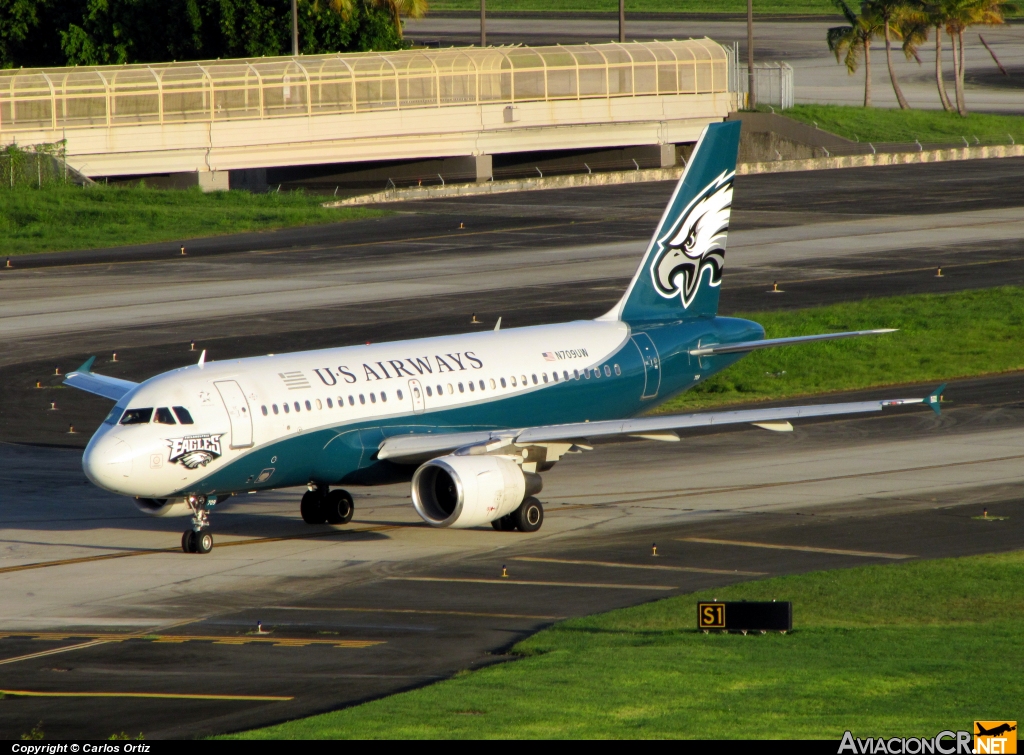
602;120;741;324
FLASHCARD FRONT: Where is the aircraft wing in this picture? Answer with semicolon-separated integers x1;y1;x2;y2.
376;384;945;463
63;357;139;401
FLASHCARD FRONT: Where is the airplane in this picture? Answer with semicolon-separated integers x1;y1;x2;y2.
976;724;1017;738
65;121;944;554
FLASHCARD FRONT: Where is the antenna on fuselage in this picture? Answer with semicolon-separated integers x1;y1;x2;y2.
198;349;207;369
494;317;502;331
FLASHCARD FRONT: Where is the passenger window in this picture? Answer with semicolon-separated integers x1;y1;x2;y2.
521;375;527;385
510;376;517;387
426;386;433;397
458;383;465;393
316;399;322;410
552;372;559;382
120;408;153;425
359;394;366;405
260;406;268;417
154;407;177;424
172;406;194;424
490;378;496;389
500;378;506;388
542;374;549;384
273;404;279;415
604;365;612;377
284;403;290;414
532;374;538;385
293;401;300;412
573;369;579;380
305;400;312;410
584;369;590;379
370;393;376;403
563;370;570;381
397;389;403;400
614;364;621;376
447;384;453;394
479;380;485;390
382;392;388;402
469;382;475;392
349;396;355;406
326;398;333;408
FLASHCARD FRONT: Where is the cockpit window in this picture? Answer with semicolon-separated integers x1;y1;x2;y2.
172;406;194;425
154;407;177;425
103;404;126;425
119;408;153;425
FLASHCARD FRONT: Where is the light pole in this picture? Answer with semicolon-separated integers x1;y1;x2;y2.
481;0;486;46
619;0;625;43
292;0;299;56
746;0;755;108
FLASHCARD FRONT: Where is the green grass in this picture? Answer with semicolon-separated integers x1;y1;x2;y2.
780;104;1024;144
0;186;384;257
232;550;1024;738
431;0;840;13
657;287;1024;413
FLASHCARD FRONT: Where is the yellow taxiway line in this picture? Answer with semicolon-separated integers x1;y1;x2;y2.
513;556;766;576
0;689;292;701
386;576;674;590
678;537;915;559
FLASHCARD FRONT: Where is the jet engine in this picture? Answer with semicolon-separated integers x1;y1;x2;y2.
134;497;193;517
411;455;542;528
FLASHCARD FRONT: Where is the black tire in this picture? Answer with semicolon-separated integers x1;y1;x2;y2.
195;531;213;554
182;530;195;553
513;497;544;533
325;489;354;525
300;490;327;524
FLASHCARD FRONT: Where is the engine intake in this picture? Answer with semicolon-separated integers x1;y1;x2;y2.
411;455;542;528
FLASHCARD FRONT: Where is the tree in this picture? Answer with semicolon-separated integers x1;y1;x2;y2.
940;0;1016;116
827;0;884;107
917;0;954;110
325;0;425;40
866;0;918;109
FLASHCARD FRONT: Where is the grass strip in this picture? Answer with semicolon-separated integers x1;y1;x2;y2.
0;186;384;257
779;104;1024;144
231;550;1024;739
657;286;1024;413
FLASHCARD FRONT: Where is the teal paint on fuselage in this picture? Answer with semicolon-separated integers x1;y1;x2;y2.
183;315;763;497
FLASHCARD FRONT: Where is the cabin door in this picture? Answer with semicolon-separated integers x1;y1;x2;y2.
214;380;253;448
631;333;661;400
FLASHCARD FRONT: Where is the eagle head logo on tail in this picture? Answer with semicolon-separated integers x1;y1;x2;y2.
650;170;734;309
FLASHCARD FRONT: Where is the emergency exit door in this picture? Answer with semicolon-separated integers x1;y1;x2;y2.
408;379;425;414
214;380;253;448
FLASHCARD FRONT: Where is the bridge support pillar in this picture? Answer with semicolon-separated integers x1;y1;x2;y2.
196;170;230;192
439;154;492;183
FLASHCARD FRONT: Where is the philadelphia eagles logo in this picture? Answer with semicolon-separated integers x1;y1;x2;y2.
650;170;734;309
167;434;223;469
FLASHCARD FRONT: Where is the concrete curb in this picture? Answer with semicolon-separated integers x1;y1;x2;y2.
323;144;1024;207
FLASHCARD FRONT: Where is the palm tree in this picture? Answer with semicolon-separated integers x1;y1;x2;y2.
827;0;884;107
320;0;428;40
917;0;955;110
941;0;1016;115
866;0;915;109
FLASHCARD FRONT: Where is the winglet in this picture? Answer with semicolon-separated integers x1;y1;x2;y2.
72;356;96;375
927;383;946;416
198;349;207;369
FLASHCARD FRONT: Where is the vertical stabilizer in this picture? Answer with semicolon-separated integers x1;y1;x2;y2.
601;120;741;323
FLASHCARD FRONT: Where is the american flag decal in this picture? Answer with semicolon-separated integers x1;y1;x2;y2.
542;352;556;361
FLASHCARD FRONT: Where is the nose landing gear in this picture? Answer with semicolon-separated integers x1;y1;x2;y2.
181;494;214;554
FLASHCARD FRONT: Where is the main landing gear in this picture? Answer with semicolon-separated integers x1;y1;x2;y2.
182;494;214;554
492;496;544;533
300;485;355;525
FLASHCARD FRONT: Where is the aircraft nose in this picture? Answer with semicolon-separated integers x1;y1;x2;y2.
83;432;134;493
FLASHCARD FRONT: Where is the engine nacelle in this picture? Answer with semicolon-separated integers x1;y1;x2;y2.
411;455;542;528
134;497;192;517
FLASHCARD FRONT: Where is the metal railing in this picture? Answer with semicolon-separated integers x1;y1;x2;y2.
732;60;795;110
0;39;729;136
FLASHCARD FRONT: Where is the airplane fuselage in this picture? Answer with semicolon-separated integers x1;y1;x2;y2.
82;315;762;500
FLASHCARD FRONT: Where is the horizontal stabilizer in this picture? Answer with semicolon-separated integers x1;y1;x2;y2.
63;357;138;401
688;329;896;356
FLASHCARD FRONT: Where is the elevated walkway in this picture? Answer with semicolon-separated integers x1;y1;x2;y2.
0;40;736;186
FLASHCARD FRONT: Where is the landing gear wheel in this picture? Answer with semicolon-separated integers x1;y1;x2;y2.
513;497;544;533
300;490;327;524
325;489;354;525
491;514;517;532
194;530;213;554
182;530;195;553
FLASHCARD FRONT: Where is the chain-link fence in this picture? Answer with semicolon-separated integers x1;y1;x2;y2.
0;141;77;189
726;44;794;110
